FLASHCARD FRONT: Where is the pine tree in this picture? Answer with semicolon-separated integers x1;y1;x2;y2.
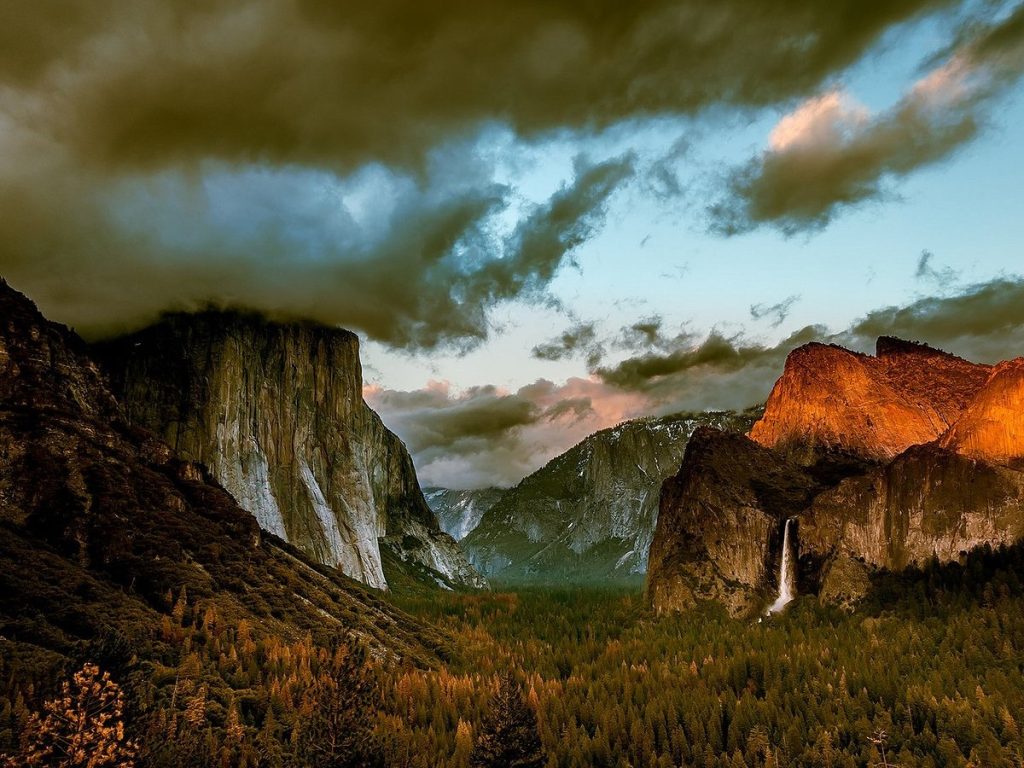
471;673;546;768
293;641;381;768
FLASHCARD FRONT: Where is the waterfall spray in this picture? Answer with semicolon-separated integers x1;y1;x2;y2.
767;518;796;614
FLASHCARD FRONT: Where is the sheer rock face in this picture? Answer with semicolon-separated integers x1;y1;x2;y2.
801;445;1024;571
939;358;1024;467
0;280;437;662
650;337;1024;614
462;410;761;583
94;312;485;591
647;429;819;616
749;338;991;462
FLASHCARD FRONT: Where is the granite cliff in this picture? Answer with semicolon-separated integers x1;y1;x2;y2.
0;279;439;668
462;409;761;583
649;337;1024;615
93;312;485;591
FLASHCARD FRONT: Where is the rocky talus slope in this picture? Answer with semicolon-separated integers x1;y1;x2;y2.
0;279;440;668
93;312;484;591
462;409;761;583
649;337;1024;615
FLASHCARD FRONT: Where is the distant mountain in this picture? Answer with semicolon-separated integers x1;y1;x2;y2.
424;487;504;540
649;337;1024;616
461;409;762;583
0;279;440;676
93;311;485;592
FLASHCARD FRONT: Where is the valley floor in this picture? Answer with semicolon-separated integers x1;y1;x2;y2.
385;546;1024;768
4;545;1024;767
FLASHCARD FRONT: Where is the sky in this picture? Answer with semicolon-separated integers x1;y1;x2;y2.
2;0;1024;488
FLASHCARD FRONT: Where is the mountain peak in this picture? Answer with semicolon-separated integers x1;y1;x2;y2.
750;338;991;461
93;310;485;591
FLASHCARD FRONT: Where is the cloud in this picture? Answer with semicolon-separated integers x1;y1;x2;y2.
594;327;826;408
914;250;960;286
0;0;958;173
532;321;604;366
0;0;990;346
367;377;644;488
711;4;1024;233
0;136;632;349
750;295;801;327
845;275;1024;361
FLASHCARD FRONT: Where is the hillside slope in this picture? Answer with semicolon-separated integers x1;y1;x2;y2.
0;279;441;679
462;409;761;582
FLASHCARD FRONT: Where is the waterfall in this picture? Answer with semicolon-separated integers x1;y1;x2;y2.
767;518;796;614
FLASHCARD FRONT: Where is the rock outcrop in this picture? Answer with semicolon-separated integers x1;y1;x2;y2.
0;279;439;665
939;357;1024;467
93;311;485;591
463;409;762;583
647;429;819;615
749;338;990;462
424;487;504;541
649;337;1024;615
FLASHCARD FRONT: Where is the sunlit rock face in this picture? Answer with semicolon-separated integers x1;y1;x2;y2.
750;337;991;462
462;410;761;583
94;312;485;591
649;337;1024;614
939;358;1024;467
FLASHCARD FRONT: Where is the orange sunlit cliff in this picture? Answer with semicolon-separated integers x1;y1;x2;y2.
649;337;1024;615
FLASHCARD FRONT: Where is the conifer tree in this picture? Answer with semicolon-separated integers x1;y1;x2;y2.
294;641;381;768
471;672;545;768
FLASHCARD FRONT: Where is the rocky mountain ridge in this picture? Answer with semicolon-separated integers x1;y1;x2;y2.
0;279;439;669
93;311;485;592
649;337;1024;615
462;408;762;582
749;337;992;462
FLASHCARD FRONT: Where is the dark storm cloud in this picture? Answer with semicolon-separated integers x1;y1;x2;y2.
596;326;825;393
844;276;1024;361
711;3;1024;234
373;384;541;452
367;378;615;487
615;317;674;351
0;0;961;172
0;147;632;349
0;0;986;347
750;295;800;327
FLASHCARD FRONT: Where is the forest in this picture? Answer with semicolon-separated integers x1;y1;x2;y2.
3;542;1024;768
